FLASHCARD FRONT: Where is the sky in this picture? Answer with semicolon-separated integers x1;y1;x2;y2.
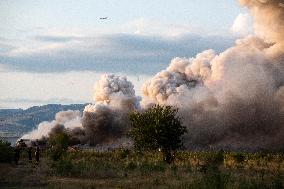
0;0;253;109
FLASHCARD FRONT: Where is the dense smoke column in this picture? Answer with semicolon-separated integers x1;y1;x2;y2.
83;105;117;145
240;0;284;55
240;0;284;85
141;1;284;151
82;74;139;145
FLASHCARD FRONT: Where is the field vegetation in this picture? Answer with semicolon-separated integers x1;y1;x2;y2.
1;147;284;189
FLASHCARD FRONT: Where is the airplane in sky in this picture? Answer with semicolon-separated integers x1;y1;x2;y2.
100;17;108;20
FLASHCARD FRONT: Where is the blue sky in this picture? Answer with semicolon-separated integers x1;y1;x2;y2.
1;0;244;37
0;0;252;108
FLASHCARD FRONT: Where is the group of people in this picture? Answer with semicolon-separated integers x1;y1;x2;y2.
14;139;40;165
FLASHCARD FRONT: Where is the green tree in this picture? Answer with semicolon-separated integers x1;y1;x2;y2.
129;105;187;163
48;131;70;161
0;140;14;163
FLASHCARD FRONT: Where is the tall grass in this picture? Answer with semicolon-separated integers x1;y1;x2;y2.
1;149;284;188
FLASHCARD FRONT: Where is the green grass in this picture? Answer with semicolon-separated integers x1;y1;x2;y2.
1;150;284;189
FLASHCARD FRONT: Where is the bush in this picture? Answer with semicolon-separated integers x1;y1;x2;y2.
232;152;246;163
0;140;14;163
48;132;70;161
190;167;229;189
52;158;74;176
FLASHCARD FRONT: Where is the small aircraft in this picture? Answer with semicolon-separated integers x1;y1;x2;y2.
100;17;108;20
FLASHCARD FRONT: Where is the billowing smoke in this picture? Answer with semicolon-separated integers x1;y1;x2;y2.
21;110;83;142
21;0;284;151
21;74;139;146
141;0;284;150
82;74;139;145
240;0;284;58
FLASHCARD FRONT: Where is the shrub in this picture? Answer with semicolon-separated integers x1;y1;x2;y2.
190;167;229;189
0;140;14;163
48;132;70;161
232;152;246;163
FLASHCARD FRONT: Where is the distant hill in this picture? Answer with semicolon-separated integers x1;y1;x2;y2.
0;104;87;137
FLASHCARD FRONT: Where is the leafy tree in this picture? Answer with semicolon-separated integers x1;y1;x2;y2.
129;105;187;163
0;140;14;163
48;131;70;161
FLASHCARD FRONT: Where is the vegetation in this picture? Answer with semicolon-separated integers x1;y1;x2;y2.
1;150;284;188
129;105;187;163
0;139;14;163
48;131;70;161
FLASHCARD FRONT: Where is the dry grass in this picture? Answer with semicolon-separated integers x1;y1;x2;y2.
1;150;284;189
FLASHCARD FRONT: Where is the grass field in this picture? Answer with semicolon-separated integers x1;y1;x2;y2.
1;149;284;189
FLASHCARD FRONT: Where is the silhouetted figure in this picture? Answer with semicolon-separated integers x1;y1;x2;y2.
163;149;174;164
35;147;40;163
14;147;20;165
28;147;32;163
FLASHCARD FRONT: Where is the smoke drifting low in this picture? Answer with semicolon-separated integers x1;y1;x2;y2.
21;0;284;151
22;74;139;146
21;110;82;141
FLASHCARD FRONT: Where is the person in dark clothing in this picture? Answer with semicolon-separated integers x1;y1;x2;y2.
28;147;32;163
35;147;40;163
14;147;20;165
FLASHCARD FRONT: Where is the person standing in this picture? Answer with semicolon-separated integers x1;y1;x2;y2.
14;147;20;165
28;147;32;163
35;147;40;164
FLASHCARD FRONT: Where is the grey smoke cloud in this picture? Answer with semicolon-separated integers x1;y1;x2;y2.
82;74;139;145
140;0;284;150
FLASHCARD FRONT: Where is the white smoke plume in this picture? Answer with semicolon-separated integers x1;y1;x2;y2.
230;13;252;36
21;110;82;140
93;74;139;109
240;0;284;57
82;74;139;145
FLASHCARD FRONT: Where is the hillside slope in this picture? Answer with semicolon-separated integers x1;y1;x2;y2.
0;104;86;136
